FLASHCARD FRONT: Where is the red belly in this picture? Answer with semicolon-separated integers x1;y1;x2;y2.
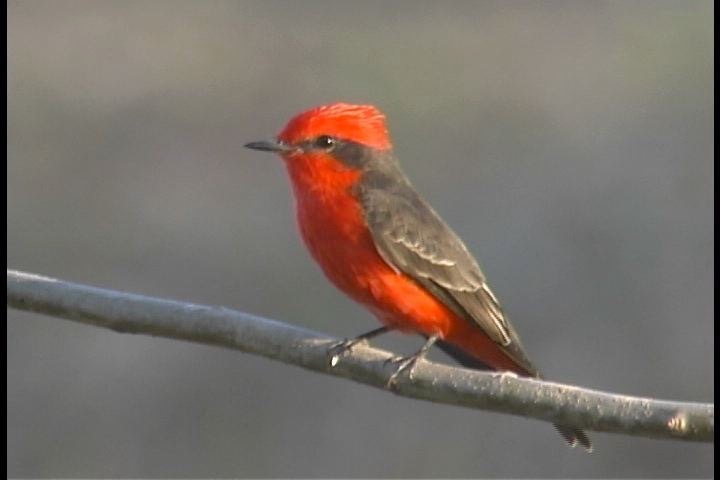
288;160;522;374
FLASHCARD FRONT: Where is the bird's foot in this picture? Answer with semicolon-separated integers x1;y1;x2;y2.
326;326;392;367
327;338;365;367
383;334;441;388
384;354;421;388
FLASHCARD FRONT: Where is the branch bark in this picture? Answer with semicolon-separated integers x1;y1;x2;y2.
6;269;713;443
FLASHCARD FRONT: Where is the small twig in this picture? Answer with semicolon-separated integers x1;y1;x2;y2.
6;269;714;443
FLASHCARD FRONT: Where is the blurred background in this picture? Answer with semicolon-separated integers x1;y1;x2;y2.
7;0;713;477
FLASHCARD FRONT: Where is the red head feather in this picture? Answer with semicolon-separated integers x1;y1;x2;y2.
277;103;392;151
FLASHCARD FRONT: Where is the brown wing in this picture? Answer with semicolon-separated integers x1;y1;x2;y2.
358;164;538;376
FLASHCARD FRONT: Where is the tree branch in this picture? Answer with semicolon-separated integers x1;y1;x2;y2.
6;269;713;443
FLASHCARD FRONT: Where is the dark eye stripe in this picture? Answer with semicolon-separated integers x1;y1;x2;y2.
302;136;389;169
313;135;336;150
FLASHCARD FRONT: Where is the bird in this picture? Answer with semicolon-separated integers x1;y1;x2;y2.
244;102;591;451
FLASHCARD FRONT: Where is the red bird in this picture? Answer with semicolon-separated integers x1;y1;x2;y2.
245;102;591;451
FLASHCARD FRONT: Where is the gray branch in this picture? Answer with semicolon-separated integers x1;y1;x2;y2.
6;269;713;443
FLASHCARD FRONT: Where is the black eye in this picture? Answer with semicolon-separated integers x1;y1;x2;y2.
314;135;336;150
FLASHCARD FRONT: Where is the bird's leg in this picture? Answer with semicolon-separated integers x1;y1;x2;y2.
385;334;441;387
328;326;393;366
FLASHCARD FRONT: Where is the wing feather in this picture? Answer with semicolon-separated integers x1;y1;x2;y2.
359;165;537;375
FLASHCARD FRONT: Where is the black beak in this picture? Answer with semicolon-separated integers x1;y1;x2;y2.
244;139;295;153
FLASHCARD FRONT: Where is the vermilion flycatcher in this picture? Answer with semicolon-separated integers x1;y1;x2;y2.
245;103;591;451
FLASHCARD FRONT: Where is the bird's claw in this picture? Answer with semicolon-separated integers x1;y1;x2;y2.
327;338;364;367
383;355;405;367
385;355;420;388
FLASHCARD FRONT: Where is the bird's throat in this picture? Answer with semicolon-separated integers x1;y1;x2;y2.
284;152;362;206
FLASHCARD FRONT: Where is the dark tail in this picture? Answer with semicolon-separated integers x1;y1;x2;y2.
435;339;593;452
